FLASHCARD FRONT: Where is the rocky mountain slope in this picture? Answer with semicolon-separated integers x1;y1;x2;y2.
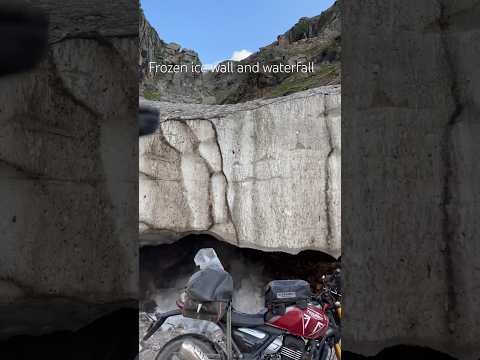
139;1;340;104
204;1;341;103
139;9;209;103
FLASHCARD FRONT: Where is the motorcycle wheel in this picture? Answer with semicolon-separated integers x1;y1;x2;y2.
155;335;221;360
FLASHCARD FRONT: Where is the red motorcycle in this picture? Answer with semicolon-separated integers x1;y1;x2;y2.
142;249;341;360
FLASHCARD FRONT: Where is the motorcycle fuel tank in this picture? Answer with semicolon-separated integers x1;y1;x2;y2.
266;305;329;339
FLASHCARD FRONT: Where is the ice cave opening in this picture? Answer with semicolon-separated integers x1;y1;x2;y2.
140;233;339;313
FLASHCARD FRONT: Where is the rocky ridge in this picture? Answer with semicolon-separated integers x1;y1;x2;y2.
139;1;340;104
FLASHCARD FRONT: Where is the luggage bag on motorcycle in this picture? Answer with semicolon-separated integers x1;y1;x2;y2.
265;280;311;315
179;267;233;323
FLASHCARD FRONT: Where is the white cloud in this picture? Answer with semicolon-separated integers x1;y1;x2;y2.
231;49;253;61
203;61;220;71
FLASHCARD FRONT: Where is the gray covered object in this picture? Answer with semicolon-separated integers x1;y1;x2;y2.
186;268;233;302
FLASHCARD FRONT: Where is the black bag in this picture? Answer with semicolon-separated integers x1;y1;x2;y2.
180;268;233;322
186;268;233;302
265;280;311;315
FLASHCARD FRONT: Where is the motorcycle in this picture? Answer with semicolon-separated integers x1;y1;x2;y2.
141;248;341;360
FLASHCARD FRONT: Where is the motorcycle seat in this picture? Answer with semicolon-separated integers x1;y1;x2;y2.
231;308;266;327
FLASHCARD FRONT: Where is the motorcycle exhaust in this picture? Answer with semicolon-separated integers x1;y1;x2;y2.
143;309;182;341
178;340;211;360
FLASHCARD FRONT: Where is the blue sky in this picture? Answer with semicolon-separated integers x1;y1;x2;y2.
141;0;335;66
